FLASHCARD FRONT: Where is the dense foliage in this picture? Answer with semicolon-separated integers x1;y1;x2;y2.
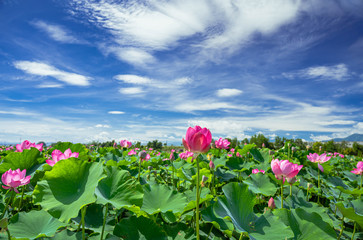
0;138;362;239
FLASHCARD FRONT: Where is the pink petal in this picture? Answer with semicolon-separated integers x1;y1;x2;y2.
318;163;324;172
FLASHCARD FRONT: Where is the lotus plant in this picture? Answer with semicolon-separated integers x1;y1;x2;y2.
215;138;230;149
271;159;303;208
46;148;79;167
252;169;265;174
16;140;43;152
307;153;331;203
351;161;363;198
120;140;132;148
183;125;212;240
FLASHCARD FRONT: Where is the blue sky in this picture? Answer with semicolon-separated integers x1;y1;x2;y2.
0;0;362;145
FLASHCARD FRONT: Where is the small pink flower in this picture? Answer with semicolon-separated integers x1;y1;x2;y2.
113;142;117;148
16;140;43;152
268;197;276;209
227;154;233;157
182;126;212;153
307;153;331;172
179;151;194;160
128;149;137;156
230;148;235;153
1;169;31;193
271;159;303;183
209;160;215;170
351;161;363;175
120;140;132;148
215;138;230;149
252;169;265;174
156;152;161;156
149;148;153;151
169;152;175;161
46;148;79;166
135;148;140;151
236;152;242;158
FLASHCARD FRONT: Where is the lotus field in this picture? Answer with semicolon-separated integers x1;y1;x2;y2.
0;126;362;240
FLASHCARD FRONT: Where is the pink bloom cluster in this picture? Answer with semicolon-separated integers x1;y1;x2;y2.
1;169;31;193
307;153;331;172
333;152;344;158
215;138;230;149
128;149;137;156
16;140;43;152
179;151;194;160
271;159;303;183
351;161;363;175
120;140;132;148
252;169;265;174
183;126;212;153
46;148;79;167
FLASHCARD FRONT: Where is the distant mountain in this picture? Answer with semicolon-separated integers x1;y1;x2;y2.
332;134;363;142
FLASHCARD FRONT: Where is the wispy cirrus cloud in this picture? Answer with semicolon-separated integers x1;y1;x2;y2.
216;88;243;97
283;63;351;81
31;20;86;44
108;111;125;115
13;61;91;86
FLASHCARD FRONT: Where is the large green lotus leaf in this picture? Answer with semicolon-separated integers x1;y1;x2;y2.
336;200;363;228
95;166;143;209
274;208;337;240
213;182;255;233
49;142;88;154
72;203;113;234
244;173;277;196
0;148;42;175
237;144;256;156
226;158;254;171
8;210;64;239
141;184;188;215
33;159;105;222
201;205;234;232
183;187;213;212
113;216;167;240
212;155;228;168
215;168;237;182
51;230;82;240
248;211;294;240
250;148;270;163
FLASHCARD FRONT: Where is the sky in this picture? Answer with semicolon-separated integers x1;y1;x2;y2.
0;0;362;145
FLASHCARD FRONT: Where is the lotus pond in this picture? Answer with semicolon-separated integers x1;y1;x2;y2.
0;138;362;240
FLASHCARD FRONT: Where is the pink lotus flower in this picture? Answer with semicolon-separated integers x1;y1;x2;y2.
230;148;235;153
271;159;303;183
182;126;212;153
149;148;153;151
156;152;161;156
215;138;230;149
16;140;43;152
268;197;276;209
1;169;31;193
179;151;194;160
120;140;132;148
113;142;117;148
209;160;215;170
128;149;137;156
252;169;265;174
307;153;331;172
333;152;344;158
351;161;363;175
236;152;242;158
46;148;79;167
169;152;175;161
227;154;233;157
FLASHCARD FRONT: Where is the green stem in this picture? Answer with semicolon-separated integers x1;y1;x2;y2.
281;179;284;209
207;225;214;240
100;203;108;240
196;154;200;240
290;184;292;197
306;188;309;201
138;158;142;182
18;186;25;213
172;163;175;190
351;222;356;240
317;168;320;204
81;206;87;240
334;191;342;217
0;190;11;219
239;232;244;240
337;217;344;240
6;228;11;240
359;174;362;199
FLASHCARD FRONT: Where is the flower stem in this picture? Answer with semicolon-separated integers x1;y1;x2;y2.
0;190;11;219
317;168;320;204
359;174;362;199
6;228;11;240
306;188;309;201
81;206;87;240
351;222;356;240
138;158;142;182
239;232;243;240
337;217;344;240
100;203;108;240
281;179;284;209
290;184;292;197
195;154;201;240
18;186;25;213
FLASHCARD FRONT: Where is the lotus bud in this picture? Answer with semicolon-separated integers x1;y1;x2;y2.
209;160;215;170
262;143;265;148
201;175;209;187
169;152;175;161
268;197;276;210
307;183;313;189
291;147;296;152
287;177;296;184
148;166;153;171
138;151;147;159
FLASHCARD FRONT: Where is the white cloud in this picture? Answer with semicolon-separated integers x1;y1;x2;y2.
108;111;125;115
31;20;84;44
310;134;332;142
216;88;243;97
109;47;156;66
284;64;350;81
119;87;144;95
173;77;192;85
13;61;91;86
36;83;63;88
115;74;152;85
95;124;111;128
173;100;248;113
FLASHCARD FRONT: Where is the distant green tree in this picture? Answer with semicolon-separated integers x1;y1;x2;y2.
312;142;323;153
250;134;270;148
241;138;249;145
229;137;239;148
147;140;163;150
